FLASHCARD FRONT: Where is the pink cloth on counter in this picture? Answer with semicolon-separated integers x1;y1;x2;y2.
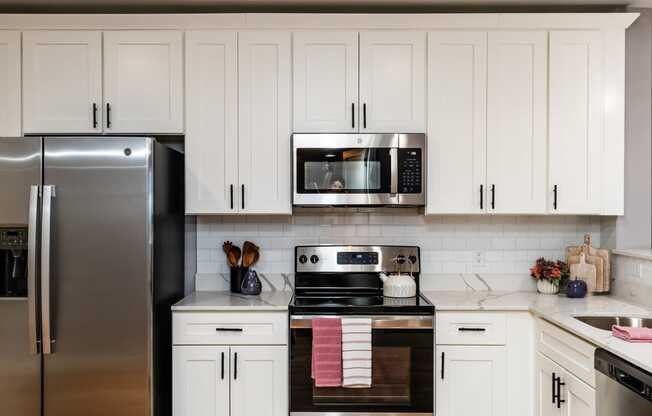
612;325;652;343
311;318;342;387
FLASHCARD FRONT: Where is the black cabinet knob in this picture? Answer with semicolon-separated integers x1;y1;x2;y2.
408;255;417;264
299;255;308;264
310;255;319;264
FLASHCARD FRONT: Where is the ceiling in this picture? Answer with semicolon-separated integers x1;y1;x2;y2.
0;0;651;13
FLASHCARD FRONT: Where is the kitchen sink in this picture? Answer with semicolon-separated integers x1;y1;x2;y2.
574;316;652;331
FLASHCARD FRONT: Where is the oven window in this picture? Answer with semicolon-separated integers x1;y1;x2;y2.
296;148;391;194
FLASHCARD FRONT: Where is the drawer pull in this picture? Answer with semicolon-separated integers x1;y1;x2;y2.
458;327;487;332
215;328;244;332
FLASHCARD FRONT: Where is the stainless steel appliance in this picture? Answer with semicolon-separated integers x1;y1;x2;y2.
289;245;434;416
0;136;185;416
293;134;425;207
595;348;652;415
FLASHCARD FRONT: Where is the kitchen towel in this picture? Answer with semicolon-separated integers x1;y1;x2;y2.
311;318;342;387
612;325;652;343
341;317;372;388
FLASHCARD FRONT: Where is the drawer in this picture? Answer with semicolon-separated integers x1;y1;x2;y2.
436;312;507;345
536;318;596;387
173;311;288;345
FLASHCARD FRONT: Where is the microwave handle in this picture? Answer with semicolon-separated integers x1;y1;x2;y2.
390;148;398;194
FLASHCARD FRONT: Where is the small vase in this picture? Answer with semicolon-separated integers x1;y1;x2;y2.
241;269;262;296
537;279;559;295
566;279;588;298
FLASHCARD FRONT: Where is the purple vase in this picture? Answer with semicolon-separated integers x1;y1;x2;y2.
566;279;588;298
241;269;262;296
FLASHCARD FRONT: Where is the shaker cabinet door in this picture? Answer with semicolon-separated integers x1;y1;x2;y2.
436;345;507;416
230;346;288;416
359;31;426;132
23;31;102;134
293;31;359;132
0;31;21;137
549;31;603;214
103;30;184;133
562;369;596;416
185;31;239;214
426;31;487;214
238;31;292;214
486;31;547;214
173;346;230;416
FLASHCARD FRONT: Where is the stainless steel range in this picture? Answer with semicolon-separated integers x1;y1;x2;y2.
289;245;434;416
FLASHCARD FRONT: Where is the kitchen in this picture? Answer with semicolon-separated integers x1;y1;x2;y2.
1;1;652;416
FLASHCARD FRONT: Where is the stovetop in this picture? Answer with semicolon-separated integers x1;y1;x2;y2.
289;293;434;315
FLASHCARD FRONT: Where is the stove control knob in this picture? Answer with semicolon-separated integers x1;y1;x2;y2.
310;255;319;264
299;255;308;264
408;255;418;264
395;255;406;264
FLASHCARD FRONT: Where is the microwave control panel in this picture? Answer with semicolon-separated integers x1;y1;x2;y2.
398;148;422;194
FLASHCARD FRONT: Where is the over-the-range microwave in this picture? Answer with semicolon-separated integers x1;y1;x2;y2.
292;133;425;207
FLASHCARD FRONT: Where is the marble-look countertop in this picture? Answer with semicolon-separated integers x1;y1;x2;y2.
172;291;293;311
424;290;652;373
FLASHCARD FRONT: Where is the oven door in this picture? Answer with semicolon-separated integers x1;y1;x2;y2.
289;315;434;416
293;134;399;206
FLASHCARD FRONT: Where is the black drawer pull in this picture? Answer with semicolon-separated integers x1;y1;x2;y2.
458;327;487;332
215;328;243;332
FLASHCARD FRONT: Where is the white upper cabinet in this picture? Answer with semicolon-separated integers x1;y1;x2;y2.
0;31;21;137
293;31;358;132
23;31;102;134
238;31;292;214
185;31;238;215
549;31;603;214
427;31;487;214
486;31;547;214
359;31;426;132
104;31;184;133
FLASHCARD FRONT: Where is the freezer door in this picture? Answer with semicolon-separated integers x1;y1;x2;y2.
42;137;153;416
0;137;42;416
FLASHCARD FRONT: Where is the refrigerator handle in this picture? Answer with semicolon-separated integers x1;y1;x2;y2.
41;185;55;355
27;185;40;355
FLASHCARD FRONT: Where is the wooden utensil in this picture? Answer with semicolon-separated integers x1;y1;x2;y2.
570;252;597;293
242;241;260;268
223;241;241;268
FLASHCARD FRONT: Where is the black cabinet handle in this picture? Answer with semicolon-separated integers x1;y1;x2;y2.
556;375;565;408
351;103;355;129
92;103;98;128
215;327;243;332
491;184;495;210
552;372;557;404
234;352;238;380
458;327;486;332
553;185;558;210
230;185;234;210
106;103;112;129
241;185;245;210
480;184;484;210
363;103;367;129
221;352;225;380
440;352;445;379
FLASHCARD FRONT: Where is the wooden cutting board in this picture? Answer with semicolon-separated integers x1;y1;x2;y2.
566;234;611;293
570;253;597;293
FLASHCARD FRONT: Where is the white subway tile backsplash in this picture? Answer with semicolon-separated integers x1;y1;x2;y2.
196;214;601;290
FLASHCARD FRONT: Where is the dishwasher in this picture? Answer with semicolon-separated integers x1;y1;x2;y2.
595;348;652;415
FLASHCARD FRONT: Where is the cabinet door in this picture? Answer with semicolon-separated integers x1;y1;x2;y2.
426;31;487;214
293;31;358;132
536;353;563;416
486;31;547;214
173;346;230;416
238;31;292;214
104;31;183;133
359;31;426;132
231;346;288;416
23;31;102;134
562;369;596;416
185;31;238;214
436;346;507;416
549;31;603;214
0;31;20;137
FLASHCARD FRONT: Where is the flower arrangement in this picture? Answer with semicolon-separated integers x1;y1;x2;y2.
530;257;570;287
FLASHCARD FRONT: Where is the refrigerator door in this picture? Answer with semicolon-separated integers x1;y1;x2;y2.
42;137;153;416
0;137;42;416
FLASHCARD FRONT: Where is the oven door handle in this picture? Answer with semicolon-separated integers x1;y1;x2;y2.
290;316;433;330
389;148;398;195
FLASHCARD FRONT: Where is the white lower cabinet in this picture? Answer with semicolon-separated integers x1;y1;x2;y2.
436;345;507;416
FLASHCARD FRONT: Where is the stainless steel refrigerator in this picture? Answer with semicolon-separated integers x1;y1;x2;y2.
0;136;185;416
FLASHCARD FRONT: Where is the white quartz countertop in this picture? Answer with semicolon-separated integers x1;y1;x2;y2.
172;291;292;311
423;290;652;374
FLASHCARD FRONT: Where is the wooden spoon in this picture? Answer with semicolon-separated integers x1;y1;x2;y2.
223;241;241;268
242;241;260;268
